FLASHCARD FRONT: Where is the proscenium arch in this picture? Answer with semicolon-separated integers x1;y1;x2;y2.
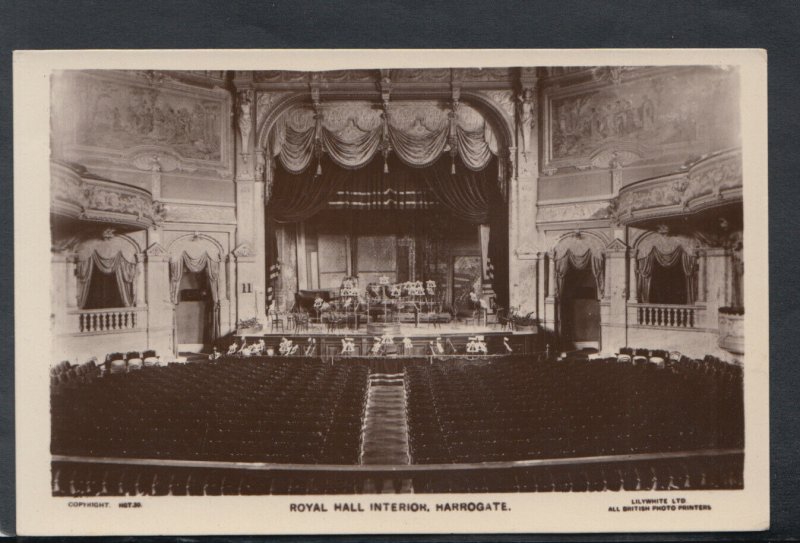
255;90;516;178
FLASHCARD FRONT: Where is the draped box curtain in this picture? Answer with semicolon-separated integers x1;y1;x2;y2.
169;251;221;341
637;246;696;304
76;250;137;309
554;249;605;299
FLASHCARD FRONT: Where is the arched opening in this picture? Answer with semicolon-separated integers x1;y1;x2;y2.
560;267;600;350
175;269;213;352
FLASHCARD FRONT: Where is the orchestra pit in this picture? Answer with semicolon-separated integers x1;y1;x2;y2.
49;66;745;495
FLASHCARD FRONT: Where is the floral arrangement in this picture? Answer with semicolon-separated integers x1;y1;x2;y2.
426;279;436;295
313;297;325;309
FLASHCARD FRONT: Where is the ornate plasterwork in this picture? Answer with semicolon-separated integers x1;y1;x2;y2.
232;242;256;259
54;70;233;179
160;202;237;225
478;90;515;124
145;242;168;257
541;66;740;173
237;90;254;157
391;68;452;83
51;160;163;229
253;71;308;83
537;200;611;224
614;148;742;226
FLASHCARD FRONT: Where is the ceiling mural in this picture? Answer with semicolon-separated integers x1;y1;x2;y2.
544;67;740;170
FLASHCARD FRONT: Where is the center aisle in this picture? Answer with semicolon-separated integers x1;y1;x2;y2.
359;372;411;466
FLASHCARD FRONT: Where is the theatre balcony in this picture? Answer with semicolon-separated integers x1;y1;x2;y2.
614;148;742;229
50;159;164;231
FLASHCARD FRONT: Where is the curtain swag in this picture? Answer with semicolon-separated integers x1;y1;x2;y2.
554;249;605;299
272;112;499;175
76;250;137;309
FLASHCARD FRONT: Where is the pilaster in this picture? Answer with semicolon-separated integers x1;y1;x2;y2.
600;241;629;354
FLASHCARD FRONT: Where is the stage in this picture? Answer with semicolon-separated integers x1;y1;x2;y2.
235;321;538;358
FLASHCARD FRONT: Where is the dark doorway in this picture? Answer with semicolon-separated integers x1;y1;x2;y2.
176;269;212;350
560;268;600;350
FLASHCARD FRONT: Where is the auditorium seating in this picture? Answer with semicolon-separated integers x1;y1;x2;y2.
405;355;743;464
51;350;743;495
51;358;369;465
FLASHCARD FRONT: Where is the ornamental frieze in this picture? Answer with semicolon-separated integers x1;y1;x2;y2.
51;160;163;229
614;148;742;225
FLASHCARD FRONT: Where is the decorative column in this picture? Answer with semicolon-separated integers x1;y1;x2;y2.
704;247;728;331
50;251;72;338
628;249;639;303
696;249;707;303
233;74;260;324
601;240;629;354
134;253;146;307
144;242;173;357
536;251;546;319
543;250;557;331
508;68;542;317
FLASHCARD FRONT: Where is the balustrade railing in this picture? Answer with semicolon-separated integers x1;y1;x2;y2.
635;303;696;328
75;307;143;333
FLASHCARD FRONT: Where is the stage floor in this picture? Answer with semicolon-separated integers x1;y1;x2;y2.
252;321;533;338
236;321;538;357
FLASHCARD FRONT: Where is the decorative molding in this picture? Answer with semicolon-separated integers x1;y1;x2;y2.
160;201;237;225
604;238;628;253
537;200;611;224
145;242;168;257
615;148;742;226
232;242;255;259
51;160;161;230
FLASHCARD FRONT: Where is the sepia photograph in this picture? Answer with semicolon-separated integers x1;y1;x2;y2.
13;49;769;535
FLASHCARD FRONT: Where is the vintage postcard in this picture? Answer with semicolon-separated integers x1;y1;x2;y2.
13;49;769;535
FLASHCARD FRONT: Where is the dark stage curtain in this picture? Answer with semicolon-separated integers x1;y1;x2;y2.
265;154;508;309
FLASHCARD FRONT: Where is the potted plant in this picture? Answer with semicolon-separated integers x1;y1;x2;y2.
510;309;537;332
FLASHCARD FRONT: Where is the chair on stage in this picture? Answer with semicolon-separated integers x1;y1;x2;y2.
292;310;310;333
269;310;285;333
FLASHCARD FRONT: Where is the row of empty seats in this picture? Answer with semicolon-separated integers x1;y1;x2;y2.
52;358;369;465
405;355;743;464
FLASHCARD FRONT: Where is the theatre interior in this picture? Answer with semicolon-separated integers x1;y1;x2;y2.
49;66;745;495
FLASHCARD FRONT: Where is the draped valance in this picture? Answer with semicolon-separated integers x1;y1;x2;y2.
270;103;499;174
554;249;605;299
637;246;697;304
76;250;138;309
169;251;221;340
